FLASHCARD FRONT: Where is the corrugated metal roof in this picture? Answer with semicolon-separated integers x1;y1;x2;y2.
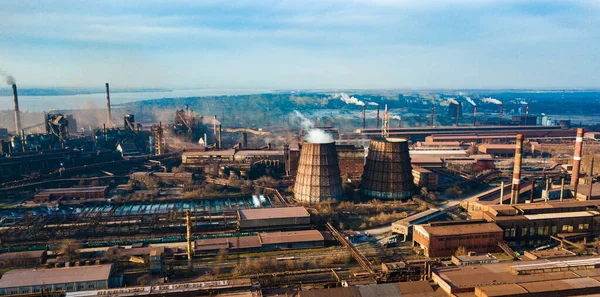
239;207;309;220
524;211;599;220
0;264;113;289
420;222;502;237
259;230;324;245
0;250;45;260
36;186;108;194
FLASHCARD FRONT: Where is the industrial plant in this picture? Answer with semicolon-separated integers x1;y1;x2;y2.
0;82;599;297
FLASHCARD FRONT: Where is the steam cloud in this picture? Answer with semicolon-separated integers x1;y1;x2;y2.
447;98;459;105
465;97;477;106
293;110;334;143
330;93;365;106
368;102;379;106
482;97;502;105
390;115;401;121
0;69;16;85
520;100;528;105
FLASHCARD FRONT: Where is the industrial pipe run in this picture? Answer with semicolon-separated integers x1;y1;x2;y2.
510;134;524;204
12;84;21;135
571;128;584;197
105;83;112;126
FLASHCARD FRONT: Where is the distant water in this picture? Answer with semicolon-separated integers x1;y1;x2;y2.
0;88;272;112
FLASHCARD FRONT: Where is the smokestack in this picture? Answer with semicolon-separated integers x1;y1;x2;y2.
588;157;594;201
362;105;366;129
11;84;22;136
105;83;112;126
560;178;565;201
571;128;584;197
430;103;434;127
525;104;529;126
213;115;217;135
242;132;248;149
185;210;193;272
376;105;380;128
530;179;536;203
398;117;402;128
284;143;290;176
510;134;524;204
498;104;503;126
455;103;460;127
473;105;477;126
218;124;222;150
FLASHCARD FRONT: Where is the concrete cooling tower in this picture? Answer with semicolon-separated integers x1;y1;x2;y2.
294;142;344;204
361;138;414;200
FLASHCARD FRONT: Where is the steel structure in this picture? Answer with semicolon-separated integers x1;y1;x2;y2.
293;142;343;204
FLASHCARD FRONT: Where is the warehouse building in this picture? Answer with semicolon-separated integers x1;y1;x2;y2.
0;251;47;268
298;281;437;297
413;221;503;257
479;200;600;247
0;264;122;295
237;207;311;231
433;257;600;296
130;171;196;186
391;208;445;241
194;230;328;254
33;186;109;203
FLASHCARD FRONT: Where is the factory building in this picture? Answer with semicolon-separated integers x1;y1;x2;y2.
432;257;600;296
293;142;344;204
0;251;47;268
237;207;311;231
361;138;414;200
298;281;437;297
413;221;503;258
391;208;445;241
478;143;518;157
194;230;328;254
412;166;438;188
0;264;122;295
33;186;109;203
479;201;600;247
130;172;196;186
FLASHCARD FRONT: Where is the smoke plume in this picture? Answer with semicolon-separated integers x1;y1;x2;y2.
520;100;528;105
465;97;477;106
0;69;16;85
368;102;379;106
330;93;365;106
447;98;459;105
482;97;502;105
390;115;401;121
293;110;334;143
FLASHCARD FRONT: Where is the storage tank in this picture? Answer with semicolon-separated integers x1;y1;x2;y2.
293;142;343;204
361;138;414;200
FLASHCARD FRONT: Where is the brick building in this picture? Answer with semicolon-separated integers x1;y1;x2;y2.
33;186;109;203
413;221;503;258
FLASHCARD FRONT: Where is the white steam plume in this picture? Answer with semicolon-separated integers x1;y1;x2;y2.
0;69;16;85
293;110;334;143
368;102;379;106
482;97;502;105
390;115;401;120
331;93;365;106
465;97;477;106
520;100;528;105
447;98;459;105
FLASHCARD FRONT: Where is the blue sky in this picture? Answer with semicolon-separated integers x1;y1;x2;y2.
1;0;599;89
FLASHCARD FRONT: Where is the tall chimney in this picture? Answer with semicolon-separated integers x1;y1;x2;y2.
242;132;248;149
430;103;434;127
588;157;594;201
560;178;565;201
105;83;112;126
376;104;380;128
213;115;217;135
362;105;366;129
284;143;290;175
499;181;504;204
398;117;402;128
510;134;524;204
455;103;460;127
498;103;503;126
571;128;584;197
12;84;21;135
185;210;193;272
218;124;222;150
473;105;477;126
525;104;529;126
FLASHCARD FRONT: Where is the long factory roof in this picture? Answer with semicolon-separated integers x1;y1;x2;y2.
238;207;310;220
35;186;109;195
0;264;113;289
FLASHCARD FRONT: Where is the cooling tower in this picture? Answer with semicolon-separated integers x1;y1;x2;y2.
294;142;344;204
361;138;414;200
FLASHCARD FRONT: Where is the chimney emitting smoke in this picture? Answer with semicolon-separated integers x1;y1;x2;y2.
12;84;21;136
105;83;112;126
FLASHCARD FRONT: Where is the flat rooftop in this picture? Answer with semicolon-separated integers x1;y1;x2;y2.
0;264;113;289
238;207;309;221
524;210;600;221
259;230;324;245
418;222;502;237
36;186;108;194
